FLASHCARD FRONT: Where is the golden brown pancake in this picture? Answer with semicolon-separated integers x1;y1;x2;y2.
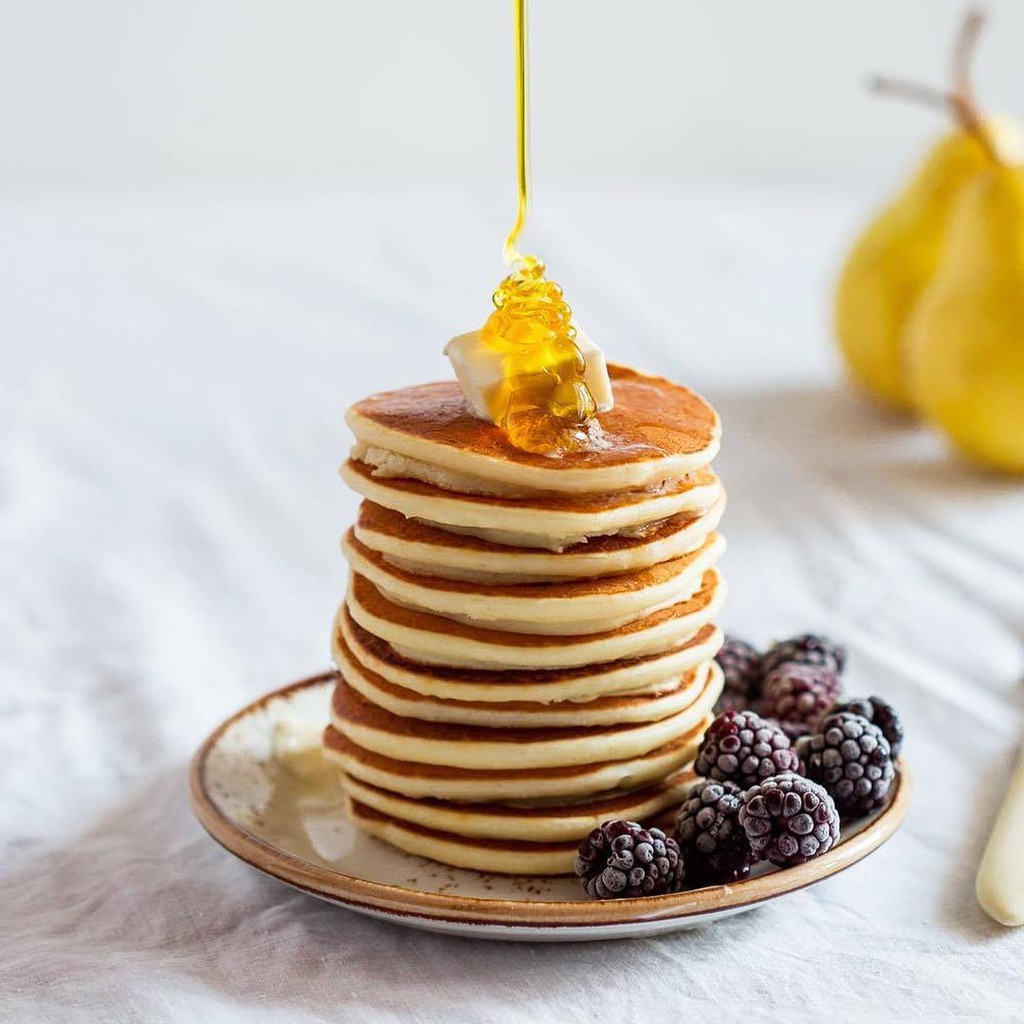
323;720;709;801
334;631;712;727
344;797;582;874
353;496;727;582
345;567;726;669
329;667;721;770
340;459;723;550
338;769;694;842
336;608;724;703
346;364;721;495
342;528;725;635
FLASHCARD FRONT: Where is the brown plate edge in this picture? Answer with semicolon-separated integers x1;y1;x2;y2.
188;672;912;930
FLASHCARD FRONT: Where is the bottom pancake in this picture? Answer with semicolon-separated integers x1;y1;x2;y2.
338;769;694;843
323;714;710;801
345;797;582;875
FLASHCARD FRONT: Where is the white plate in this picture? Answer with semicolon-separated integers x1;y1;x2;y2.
190;674;910;941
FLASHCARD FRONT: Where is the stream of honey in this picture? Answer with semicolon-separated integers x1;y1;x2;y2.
479;0;599;454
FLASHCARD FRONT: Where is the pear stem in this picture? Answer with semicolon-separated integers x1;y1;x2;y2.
951;8;986;102
869;77;951;113
869;6;1002;166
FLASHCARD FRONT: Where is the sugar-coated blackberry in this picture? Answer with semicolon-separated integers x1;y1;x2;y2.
761;663;842;737
694;710;801;788
738;772;840;866
797;712;895;818
676;779;756;885
575;820;684;899
826;696;904;758
714;636;764;713
762;633;847;677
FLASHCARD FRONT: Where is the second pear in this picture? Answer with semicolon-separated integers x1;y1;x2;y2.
904;164;1024;472
834;118;1023;409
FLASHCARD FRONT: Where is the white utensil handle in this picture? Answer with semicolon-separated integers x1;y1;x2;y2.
977;748;1024;926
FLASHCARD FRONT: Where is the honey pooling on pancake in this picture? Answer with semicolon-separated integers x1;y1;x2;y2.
480;257;597;454
479;0;599;456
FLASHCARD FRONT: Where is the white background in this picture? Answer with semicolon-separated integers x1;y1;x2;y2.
3;0;1024;188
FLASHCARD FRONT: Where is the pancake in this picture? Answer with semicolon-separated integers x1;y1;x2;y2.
340;460;722;551
335;632;713;727
336;609;724;704
345;567;726;670
353;496;727;583
346;364;721;496
345;797;581;875
342;529;725;635
329;666;722;771
338;769;694;843
323;720;709;801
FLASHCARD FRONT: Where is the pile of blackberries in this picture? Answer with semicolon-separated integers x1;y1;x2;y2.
574;633;903;900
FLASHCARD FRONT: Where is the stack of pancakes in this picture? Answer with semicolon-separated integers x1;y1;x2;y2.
324;364;727;875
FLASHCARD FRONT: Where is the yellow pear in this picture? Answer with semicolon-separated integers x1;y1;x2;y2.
834;117;1023;410
904;164;1024;472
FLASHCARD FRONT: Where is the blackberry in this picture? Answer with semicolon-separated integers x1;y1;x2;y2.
738;772;840;867
761;663;842;737
676;779;755;885
575;820;684;899
762;633;847;677
773;717;816;743
694;710;801;788
714;636;764;713
826;696;904;758
797;712;895;818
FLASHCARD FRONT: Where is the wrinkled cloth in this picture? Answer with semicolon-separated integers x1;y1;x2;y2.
2;185;1023;1023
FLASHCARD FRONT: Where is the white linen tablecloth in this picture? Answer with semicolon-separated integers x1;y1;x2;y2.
3;184;1023;1022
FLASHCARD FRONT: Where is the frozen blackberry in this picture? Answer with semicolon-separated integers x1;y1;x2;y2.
797;712;895;818
694;710;801;788
714;636;764;713
575;820;684;899
772;717;815;743
738;772;840;866
762;633;847;677
676;779;756;885
826;696;904;758
761;663;842;737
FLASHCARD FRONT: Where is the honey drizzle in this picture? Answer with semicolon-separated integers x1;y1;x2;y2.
479;0;599;455
503;0;529;267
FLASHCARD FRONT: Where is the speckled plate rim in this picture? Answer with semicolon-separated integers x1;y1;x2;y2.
189;672;911;930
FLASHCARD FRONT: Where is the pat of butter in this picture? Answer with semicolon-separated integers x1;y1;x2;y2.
444;325;615;423
272;717;330;781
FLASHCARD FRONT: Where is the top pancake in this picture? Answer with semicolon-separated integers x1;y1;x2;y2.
347;364;720;494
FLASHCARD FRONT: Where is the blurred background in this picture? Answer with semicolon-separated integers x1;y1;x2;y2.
3;0;1024;188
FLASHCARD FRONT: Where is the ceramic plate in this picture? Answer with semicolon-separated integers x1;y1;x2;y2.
189;673;910;941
